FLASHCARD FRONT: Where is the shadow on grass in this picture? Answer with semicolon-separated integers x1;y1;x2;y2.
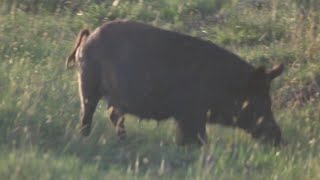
2;106;320;178
2;113;201;175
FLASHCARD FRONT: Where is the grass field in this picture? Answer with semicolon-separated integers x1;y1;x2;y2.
0;0;320;179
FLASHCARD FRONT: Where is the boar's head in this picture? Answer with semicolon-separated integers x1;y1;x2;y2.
237;64;284;146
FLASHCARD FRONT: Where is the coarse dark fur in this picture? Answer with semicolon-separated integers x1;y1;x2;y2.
67;20;284;146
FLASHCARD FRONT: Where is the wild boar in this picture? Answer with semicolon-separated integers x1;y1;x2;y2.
66;20;284;146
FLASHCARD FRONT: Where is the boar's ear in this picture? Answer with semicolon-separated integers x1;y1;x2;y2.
267;64;284;81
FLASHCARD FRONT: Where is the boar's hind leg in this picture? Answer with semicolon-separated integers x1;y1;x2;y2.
78;70;101;136
108;106;126;139
175;112;207;146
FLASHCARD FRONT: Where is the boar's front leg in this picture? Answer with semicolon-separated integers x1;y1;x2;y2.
108;106;126;139
175;111;207;145
78;68;101;136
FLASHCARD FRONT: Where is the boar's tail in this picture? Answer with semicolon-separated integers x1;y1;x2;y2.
66;29;90;70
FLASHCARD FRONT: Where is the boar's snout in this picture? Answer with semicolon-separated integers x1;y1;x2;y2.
251;123;282;146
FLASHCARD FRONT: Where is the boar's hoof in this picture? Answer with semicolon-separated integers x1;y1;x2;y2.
81;125;91;137
175;129;207;146
117;131;126;140
175;134;207;146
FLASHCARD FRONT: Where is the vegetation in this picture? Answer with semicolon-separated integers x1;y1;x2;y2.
0;0;319;179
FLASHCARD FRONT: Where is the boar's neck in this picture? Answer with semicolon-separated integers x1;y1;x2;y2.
207;50;254;126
